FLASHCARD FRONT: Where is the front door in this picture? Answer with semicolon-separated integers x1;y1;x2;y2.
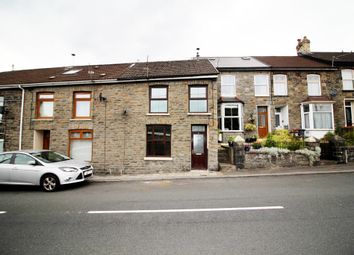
257;106;269;138
43;130;50;150
191;125;207;170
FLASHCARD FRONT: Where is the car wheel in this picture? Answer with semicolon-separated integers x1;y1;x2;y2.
41;174;60;192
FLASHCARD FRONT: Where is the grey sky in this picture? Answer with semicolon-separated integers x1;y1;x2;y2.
1;0;353;72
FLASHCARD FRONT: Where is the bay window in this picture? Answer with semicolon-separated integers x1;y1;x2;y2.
301;103;333;130
220;103;243;131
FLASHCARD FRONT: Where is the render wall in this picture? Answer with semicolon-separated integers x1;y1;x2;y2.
8;79;218;175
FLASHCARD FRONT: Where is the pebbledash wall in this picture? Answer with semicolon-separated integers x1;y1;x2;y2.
11;78;218;174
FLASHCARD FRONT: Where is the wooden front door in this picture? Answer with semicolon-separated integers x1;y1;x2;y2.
43;130;50;150
257;106;269;138
191;125;208;170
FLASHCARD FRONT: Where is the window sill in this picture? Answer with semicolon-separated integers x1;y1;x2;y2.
32;118;54;121
144;157;173;161
146;113;170;116
70;118;92;121
221;130;244;133
187;112;212;116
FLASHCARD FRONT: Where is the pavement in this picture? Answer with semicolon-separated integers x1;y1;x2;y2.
91;160;354;182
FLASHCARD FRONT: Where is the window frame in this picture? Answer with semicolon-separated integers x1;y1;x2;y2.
36;92;54;119
254;74;270;96
341;69;354;91
68;129;93;161
273;74;288;96
73;92;92;119
189;85;208;113
149;86;168;113
146;125;171;157
220;103;243;131
307;74;321;96
221;75;236;97
301;103;334;130
344;100;354;127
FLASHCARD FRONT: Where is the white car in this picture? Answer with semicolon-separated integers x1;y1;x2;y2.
0;150;93;192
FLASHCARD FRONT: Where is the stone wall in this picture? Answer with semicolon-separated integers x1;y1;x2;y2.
2;79;219;175
244;150;319;169
218;69;342;141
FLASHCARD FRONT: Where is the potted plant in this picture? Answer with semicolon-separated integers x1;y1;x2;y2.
227;136;235;147
244;123;257;132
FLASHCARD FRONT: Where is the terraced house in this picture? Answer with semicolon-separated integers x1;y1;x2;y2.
0;59;219;174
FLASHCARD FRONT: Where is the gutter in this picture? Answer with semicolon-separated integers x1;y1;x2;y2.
0;75;218;89
18;85;25;150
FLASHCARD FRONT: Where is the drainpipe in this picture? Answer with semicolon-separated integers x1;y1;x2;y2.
18;85;25;150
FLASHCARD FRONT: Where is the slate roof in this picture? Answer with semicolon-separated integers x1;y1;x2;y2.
0;59;218;87
254;56;333;69
202;57;268;69
117;59;218;81
301;52;354;66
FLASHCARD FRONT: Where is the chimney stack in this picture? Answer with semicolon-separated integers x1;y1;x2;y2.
296;36;311;55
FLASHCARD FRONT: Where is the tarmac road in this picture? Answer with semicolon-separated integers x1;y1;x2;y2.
0;173;353;255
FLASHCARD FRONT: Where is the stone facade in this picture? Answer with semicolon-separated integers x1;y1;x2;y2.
0;78;219;175
218;69;342;141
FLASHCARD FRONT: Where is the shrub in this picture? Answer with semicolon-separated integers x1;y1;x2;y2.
343;131;354;146
263;129;304;150
252;142;262;149
321;131;335;142
244;123;256;131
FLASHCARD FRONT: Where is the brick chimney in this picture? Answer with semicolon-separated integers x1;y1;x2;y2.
296;36;311;55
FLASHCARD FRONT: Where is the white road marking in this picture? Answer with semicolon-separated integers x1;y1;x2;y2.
0;211;7;214
87;206;284;214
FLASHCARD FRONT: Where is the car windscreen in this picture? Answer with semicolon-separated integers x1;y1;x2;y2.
30;151;70;163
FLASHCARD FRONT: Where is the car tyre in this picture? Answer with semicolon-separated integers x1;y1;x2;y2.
41;174;60;192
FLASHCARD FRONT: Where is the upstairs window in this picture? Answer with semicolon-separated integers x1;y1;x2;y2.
307;74;321;96
36;93;54;118
73;92;92;118
342;69;354;90
221;75;236;97
150;86;168;113
273;75;288;96
189;86;208;113
254;75;269;96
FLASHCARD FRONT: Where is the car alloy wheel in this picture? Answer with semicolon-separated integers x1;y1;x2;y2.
41;174;59;192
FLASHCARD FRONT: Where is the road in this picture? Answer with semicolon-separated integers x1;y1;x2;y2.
0;174;353;255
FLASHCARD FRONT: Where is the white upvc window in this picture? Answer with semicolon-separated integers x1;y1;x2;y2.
220;103;243;131
275;105;289;129
221;75;236;97
307;74;321;96
273;74;288;96
254;74;269;96
345;100;354;126
301;103;334;130
0;97;4;123
341;69;354;90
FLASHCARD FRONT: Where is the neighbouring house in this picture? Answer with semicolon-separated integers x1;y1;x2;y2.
298;46;354;130
204;55;337;141
0;59;219;174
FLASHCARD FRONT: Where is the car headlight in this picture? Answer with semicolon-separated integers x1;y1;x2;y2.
59;167;78;172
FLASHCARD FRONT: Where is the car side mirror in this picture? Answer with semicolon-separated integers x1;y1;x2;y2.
28;160;37;166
